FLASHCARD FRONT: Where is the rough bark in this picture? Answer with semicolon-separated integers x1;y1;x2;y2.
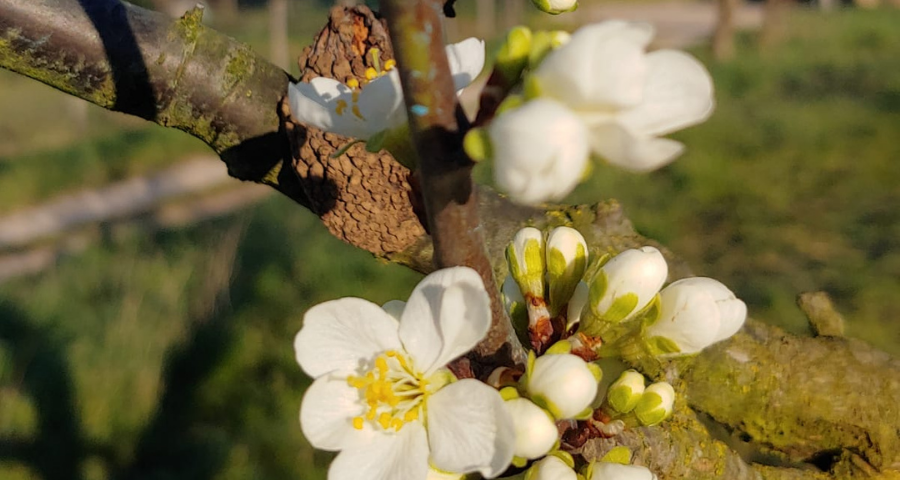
2;2;900;479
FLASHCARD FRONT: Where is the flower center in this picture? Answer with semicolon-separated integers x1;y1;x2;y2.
347;350;444;432
333;48;397;122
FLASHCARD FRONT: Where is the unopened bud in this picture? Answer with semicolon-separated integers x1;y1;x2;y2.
526;454;578;480
506;227;546;298
581;247;667;337
546;226;588;315
528;30;572;68
644;277;746;356
606;370;645;413
586;462;658;480
526;353;600;420
496;26;533;84
505;397;558;459
531;0;578;15
634;382;675;427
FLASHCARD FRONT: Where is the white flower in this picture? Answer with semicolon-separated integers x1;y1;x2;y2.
644;277;747;355
528;455;578;480
588;462;658;480
634;381;675;426
530;21;714;172
294;267;515;480
490;98;590;205
288;38;485;139
531;0;579;15
504;397;558;459
526;353;599;419
582;247;668;334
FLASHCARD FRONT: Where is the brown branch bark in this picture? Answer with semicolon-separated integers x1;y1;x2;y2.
3;3;900;479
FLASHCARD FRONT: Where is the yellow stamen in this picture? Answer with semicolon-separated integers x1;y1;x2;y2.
391;418;404;431
346;78;360;89
403;409;419;422
352;417;365;430
365;68;378;81
384;59;397;71
378;412;392;430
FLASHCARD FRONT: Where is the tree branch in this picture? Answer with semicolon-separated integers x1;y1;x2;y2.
3;3;900;478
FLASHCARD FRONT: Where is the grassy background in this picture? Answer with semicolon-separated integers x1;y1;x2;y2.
2;4;900;479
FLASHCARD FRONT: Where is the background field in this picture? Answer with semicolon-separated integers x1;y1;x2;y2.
1;3;899;479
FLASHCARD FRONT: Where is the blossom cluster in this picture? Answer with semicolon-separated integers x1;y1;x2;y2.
293;225;746;480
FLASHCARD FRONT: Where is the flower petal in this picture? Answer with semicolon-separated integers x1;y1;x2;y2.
300;374;377;451
295;297;401;378
617;50;715;137
288;78;344;131
589;122;684;172
328;421;429;480
535;21;653;110
427;380;515;478
446;38;486;91
357;71;407;134
398;267;491;374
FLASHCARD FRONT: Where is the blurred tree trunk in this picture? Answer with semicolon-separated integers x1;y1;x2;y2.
476;0;496;38
760;0;790;51
818;0;838;11
712;0;737;61
269;0;289;70
335;0;357;5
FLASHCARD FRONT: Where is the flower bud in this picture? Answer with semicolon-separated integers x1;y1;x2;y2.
587;462;658;480
581;247;667;336
644;277;746;356
526;353;600;419
496;26;533;84
505;397;558;459
531;0;578;15
506;227;546;298
606;370;645;413
528;30;572;68
527;455;578;480
634;381;675;427
546;226;589;315
490;99;590;205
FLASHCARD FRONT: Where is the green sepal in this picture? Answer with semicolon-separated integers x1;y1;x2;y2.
551;450;576;468
497;93;525;115
637;294;662;326
330;139;365;158
634;392;667;426
512;456;529;468
523;75;541;100
463;127;492;163
646;335;682;356
500;386;520;401
529;393;560;419
547;242;587;316
607;385;641;414
365;130;387;153
587;362;603;383
599;446;632;465
545;340;571;355
603;293;639;324
573;406;594;421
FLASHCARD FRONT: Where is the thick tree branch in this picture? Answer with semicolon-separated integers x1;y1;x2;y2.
3;3;900;479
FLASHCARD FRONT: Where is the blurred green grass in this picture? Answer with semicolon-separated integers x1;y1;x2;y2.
2;5;900;480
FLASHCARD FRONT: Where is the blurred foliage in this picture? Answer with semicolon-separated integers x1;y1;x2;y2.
2;5;900;480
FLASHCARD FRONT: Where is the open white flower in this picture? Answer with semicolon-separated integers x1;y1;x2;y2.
288;38;485;140
294;267;515;480
530;21;714;172
490;98;589;205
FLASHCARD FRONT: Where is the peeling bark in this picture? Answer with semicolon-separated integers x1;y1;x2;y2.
3;2;900;479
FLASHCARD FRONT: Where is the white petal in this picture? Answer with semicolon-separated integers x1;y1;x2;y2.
531;456;578;480
528;354;598;419
427;380;515;478
617;50;715;137
490;99;590;205
535;21;654;110
671;278;746;343
647;282;720;354
295;297;401;378
328;421;429;480
446;38;486;91
399;267;491;375
288;80;341;131
382;300;407;321
300;374;376;451
589;122;685;172
357;71;407;133
505;398;557;459
589;462;657;480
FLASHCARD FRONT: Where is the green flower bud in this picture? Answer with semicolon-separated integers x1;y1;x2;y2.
526;454;578;480
531;0;578;15
496;26;533;84
634;382;675;427
607;370;645;414
546;226;589;315
506;227;546;298
504;397;558;459
526;353;598;420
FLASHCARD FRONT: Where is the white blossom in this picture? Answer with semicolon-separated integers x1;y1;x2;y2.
294;267;514;480
644;277;747;355
588;462;658;480
288;38;485;140
530;21;714;172
583;247;668;332
531;0;578;15
490;99;590;205
528;455;578;480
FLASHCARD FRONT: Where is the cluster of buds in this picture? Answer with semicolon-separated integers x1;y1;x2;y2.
606;370;675;427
